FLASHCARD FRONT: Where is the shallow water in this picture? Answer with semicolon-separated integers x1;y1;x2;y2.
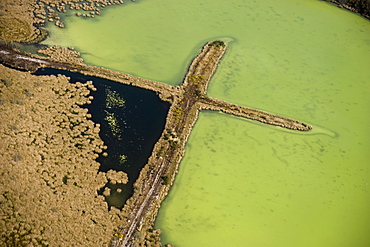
41;0;370;246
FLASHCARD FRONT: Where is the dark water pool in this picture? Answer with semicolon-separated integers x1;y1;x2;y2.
34;68;169;208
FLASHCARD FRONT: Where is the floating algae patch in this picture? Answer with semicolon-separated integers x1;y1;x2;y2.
34;68;169;208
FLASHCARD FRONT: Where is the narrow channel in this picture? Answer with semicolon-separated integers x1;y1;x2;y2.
34;68;170;209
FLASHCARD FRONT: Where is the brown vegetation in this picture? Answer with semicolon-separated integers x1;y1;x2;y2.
0;64;129;246
0;0;137;43
37;45;84;65
0;0;47;43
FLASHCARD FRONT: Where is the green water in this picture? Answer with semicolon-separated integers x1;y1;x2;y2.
41;0;370;246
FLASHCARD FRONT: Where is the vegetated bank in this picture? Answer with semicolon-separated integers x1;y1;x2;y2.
322;0;370;19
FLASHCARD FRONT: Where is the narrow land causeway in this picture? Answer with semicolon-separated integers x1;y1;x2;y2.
108;40;312;246
0;41;312;246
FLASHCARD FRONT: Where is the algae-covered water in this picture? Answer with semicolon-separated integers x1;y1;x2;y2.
41;0;370;246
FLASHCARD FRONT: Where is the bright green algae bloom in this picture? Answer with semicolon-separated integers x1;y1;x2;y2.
42;0;370;246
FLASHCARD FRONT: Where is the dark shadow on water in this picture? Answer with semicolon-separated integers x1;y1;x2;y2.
34;68;169;209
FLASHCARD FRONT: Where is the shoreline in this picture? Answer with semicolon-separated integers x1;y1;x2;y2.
322;0;370;19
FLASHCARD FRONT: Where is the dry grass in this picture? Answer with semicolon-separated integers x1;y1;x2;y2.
0;64;126;246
